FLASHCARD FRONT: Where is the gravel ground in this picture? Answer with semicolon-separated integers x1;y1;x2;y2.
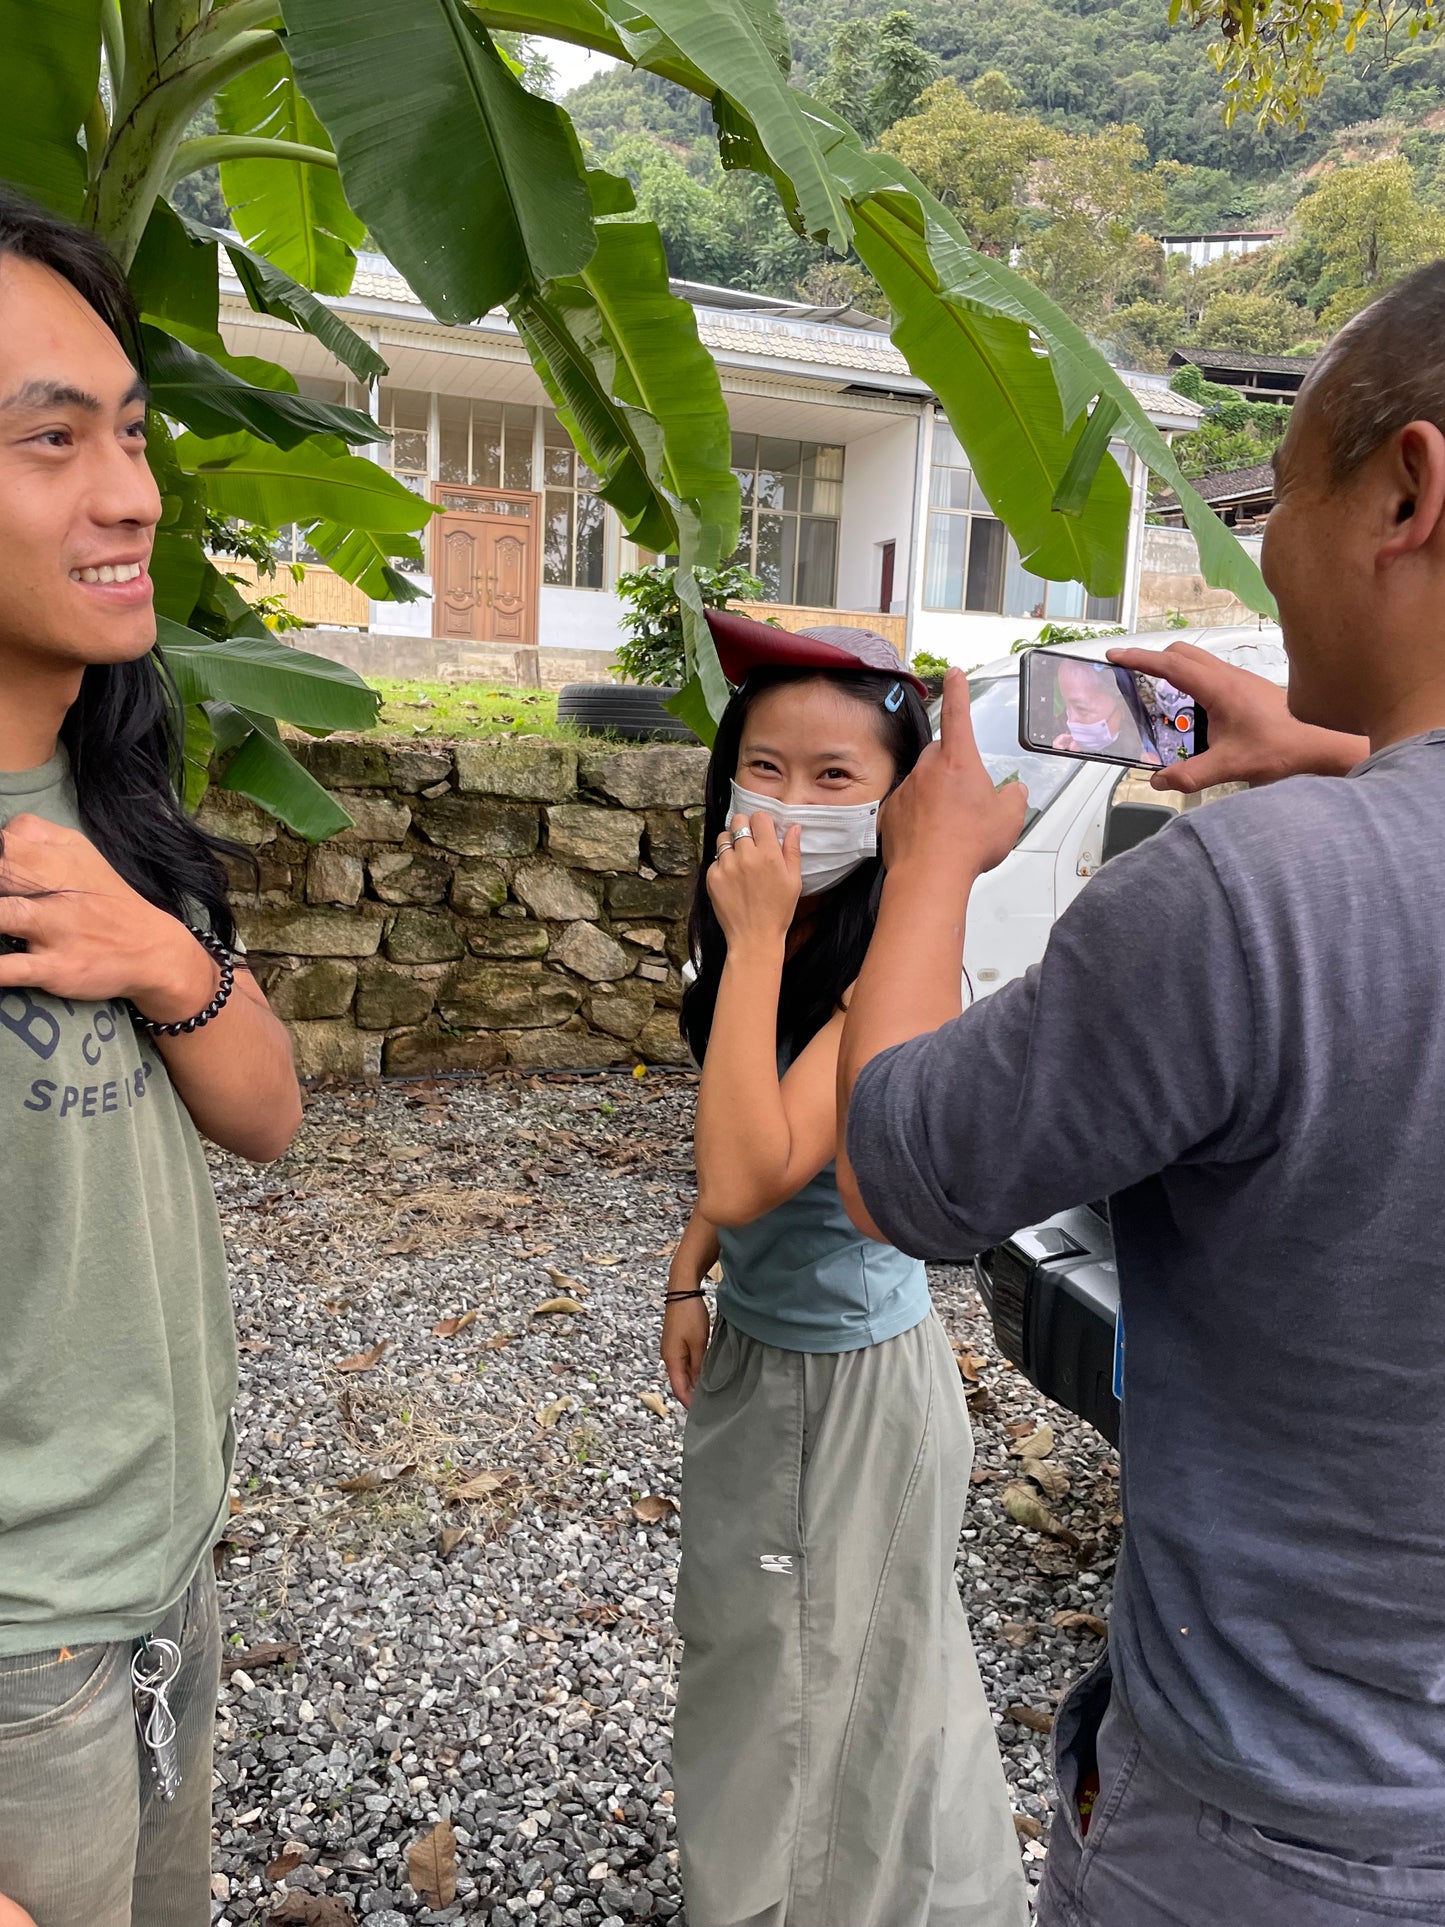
209;1069;1121;1926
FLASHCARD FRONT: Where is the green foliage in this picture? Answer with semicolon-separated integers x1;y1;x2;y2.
1294;157;1445;325
909;648;951;677
614;563;765;687
1009;620;1126;654
1166;366;1291;478
1196;289;1306;350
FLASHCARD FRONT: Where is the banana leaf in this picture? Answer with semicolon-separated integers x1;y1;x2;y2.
607;0;847;249
180;216;388;385
304;522;430;601
157;615;380;731
175;430;436;534
0;0;100;217
215;47;364;297
142;324;379;448
284;0;597;323
218;721;355;839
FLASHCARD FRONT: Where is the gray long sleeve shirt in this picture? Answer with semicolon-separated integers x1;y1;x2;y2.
848;731;1445;1854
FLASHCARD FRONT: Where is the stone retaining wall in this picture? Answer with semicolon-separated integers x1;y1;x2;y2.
201;737;707;1079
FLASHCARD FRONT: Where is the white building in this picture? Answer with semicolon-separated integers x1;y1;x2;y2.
1159;230;1284;271
218;254;1202;676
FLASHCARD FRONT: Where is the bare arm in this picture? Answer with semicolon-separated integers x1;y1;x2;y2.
0;815;300;1162
661;1202;720;1408
837;673;1027;1236
693;811;841;1225
1107;642;1369;793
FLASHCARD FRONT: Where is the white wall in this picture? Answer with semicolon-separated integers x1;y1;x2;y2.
910;608;1061;672
835;417;920;615
539;584;627;651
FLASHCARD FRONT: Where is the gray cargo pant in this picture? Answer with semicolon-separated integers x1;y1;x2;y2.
0;1559;219;1927
1037;1653;1445;1926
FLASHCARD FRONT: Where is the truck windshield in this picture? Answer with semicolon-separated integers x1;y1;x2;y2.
929;676;1079;835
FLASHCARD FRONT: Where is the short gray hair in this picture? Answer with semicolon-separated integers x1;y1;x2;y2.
1304;260;1445;480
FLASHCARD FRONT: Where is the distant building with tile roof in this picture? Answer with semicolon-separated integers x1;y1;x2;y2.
219;250;1204;673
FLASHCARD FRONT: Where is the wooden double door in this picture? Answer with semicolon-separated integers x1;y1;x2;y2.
431;485;539;645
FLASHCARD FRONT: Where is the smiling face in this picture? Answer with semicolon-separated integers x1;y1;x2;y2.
735;676;898;807
0;255;160;678
1057;658;1126;734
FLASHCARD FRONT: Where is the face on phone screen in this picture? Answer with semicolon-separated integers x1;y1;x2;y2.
1018;649;1202;770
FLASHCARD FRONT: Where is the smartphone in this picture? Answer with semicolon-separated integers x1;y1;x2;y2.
1018;648;1206;771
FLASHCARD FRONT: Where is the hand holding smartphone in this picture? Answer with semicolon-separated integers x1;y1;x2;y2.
1018;648;1207;771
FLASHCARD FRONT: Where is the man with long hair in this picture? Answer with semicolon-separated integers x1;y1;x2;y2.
0;190;301;1927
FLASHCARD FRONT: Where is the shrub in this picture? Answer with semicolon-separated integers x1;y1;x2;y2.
613;563;766;687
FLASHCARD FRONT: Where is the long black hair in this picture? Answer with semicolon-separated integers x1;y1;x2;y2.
0;187;239;945
680;667;933;1065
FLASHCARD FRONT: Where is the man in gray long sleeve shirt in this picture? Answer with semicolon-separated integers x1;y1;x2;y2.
839;261;1445;1926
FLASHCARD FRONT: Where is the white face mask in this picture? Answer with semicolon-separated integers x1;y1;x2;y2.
1065;715;1121;752
729;780;881;896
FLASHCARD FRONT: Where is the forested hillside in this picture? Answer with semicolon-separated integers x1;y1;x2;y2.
562;0;1445;481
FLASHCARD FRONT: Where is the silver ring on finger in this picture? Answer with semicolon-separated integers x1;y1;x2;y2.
731;826;753;844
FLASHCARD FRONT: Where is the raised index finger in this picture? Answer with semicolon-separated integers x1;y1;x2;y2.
938;665;979;764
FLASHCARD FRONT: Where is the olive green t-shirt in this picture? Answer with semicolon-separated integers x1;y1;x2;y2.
0;749;236;1656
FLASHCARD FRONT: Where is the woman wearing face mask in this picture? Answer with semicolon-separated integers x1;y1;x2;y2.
662;614;1026;1927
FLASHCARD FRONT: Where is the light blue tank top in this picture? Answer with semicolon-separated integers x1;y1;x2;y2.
716;1160;929;1355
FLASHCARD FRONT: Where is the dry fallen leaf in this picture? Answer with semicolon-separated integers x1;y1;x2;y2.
448;1469;518;1504
1025;1459;1071;1502
1013;1813;1044;1841
583;1252;620;1266
536;1397;570;1429
1009;1425;1056;1461
438;1526;467;1557
222;1642;300;1679
390;1144;431;1161
238;1338;274;1354
267;1897;356;1925
706;1261;723;1283
952;1347;986;1384
1033;1540;1077;1577
1004;1419;1036;1439
1003;1481;1062;1535
265;1845;309;1882
407;1819;458;1909
228;1495;245;1517
999;1619;1037;1650
545;1266;586;1295
431;1311;477;1338
1006;1704;1055;1735
333;1472;393;1503
639;1391;669;1418
632;1494;678;1523
532;1296;586;1317
480;1331;513;1351
1053;1610;1109;1638
335;1340;389;1374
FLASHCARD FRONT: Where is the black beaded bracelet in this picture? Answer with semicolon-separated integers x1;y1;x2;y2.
130;927;236;1037
664;1287;709;1303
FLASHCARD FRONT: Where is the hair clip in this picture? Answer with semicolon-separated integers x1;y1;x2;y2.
884;681;906;712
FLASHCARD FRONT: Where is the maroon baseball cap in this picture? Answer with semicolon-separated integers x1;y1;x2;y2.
704;605;929;700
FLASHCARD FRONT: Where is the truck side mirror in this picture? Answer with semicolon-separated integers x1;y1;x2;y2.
1102;800;1176;865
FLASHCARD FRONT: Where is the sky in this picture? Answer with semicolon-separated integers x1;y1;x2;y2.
541;36;619;97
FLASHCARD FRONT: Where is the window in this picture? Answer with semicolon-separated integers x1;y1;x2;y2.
542;410;606;589
728;434;843;606
438;396;536;493
924;419;1123;623
376;386;430;496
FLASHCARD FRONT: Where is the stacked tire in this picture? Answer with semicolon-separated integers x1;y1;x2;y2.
556;683;699;743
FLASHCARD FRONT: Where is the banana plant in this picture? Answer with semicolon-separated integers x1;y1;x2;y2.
3;0;1272;811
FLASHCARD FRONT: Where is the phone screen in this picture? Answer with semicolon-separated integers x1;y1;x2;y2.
1018;649;1204;770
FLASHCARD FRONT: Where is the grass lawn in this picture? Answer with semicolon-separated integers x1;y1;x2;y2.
369;678;581;741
